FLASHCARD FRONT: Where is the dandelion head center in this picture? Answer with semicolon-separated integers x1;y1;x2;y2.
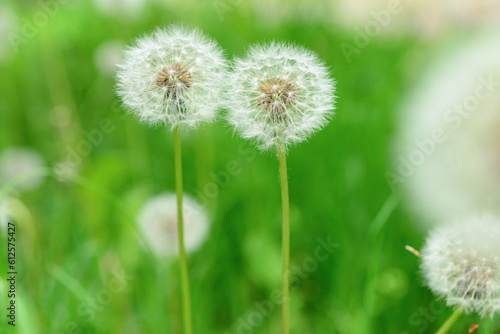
452;255;498;300
162;217;178;234
156;63;193;96
257;77;297;120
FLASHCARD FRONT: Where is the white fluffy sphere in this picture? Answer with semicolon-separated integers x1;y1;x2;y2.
116;25;228;130
0;148;45;191
421;216;500;317
225;42;336;151
137;193;209;257
396;32;500;226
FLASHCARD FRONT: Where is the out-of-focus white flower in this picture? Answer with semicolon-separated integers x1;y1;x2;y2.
443;0;500;30
421;215;500;317
0;148;45;191
225;42;336;151
0;5;19;62
0;197;12;231
92;0;146;19
116;25;228;130
94;40;125;76
137;193;209;257
396;32;500;226
331;0;500;37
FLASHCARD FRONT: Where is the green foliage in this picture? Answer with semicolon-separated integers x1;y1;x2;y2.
0;1;488;333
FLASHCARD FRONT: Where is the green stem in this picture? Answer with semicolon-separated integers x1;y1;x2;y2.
278;142;290;334
174;126;193;334
482;317;493;334
435;308;462;334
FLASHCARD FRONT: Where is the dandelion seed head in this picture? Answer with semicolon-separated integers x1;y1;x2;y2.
0;148;45;191
225;42;336;151
421;215;500;317
397;33;500;226
137;193;209;257
116;25;228;130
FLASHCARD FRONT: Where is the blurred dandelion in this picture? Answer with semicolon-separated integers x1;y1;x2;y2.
332;0;500;38
421;215;500;332
92;0;147;19
116;25;227;334
397;33;500;227
94;40;125;77
138;193;209;256
0;148;45;191
225;41;336;334
0;5;18;62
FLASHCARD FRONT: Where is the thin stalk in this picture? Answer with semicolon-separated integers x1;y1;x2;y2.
278;142;290;334
481;317;494;334
436;308;462;334
173;126;193;334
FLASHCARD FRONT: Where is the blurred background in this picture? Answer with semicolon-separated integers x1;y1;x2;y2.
1;0;499;333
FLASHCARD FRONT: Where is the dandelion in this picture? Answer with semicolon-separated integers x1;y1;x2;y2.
332;0;500;38
137;193;209;256
396;32;500;227
117;25;227;129
116;25;227;334
226;42;335;151
225;42;336;334
0;148;45;191
421;216;500;332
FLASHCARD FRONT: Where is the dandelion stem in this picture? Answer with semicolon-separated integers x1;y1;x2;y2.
435;308;462;334
278;141;290;334
173;126;193;334
481;317;494;334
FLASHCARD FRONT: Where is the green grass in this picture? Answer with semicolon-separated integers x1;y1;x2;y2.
0;0;497;333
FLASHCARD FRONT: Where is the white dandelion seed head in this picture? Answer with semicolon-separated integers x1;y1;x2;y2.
116;25;228;130
137;193;209;257
0;148;45;191
94;40;125;77
225;42;336;151
421;215;500;317
397;32;500;226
